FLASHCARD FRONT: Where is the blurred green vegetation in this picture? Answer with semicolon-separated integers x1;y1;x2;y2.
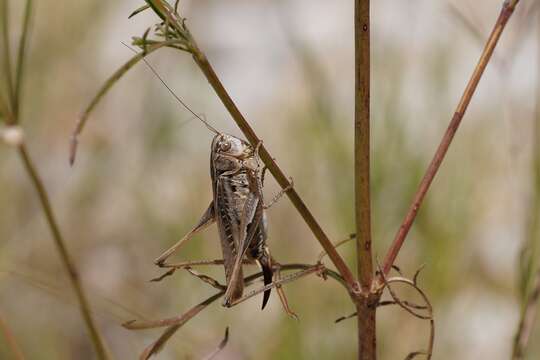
1;0;539;359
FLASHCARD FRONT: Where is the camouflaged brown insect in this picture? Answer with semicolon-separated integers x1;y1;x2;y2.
155;133;273;309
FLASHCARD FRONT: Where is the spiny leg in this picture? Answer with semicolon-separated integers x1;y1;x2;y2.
154;202;215;266
273;261;299;320
151;259;255;282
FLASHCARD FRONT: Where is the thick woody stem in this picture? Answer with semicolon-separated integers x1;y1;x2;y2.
355;0;376;359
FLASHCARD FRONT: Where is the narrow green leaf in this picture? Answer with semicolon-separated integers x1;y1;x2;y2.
14;0;33;118
70;40;177;165
128;4;150;19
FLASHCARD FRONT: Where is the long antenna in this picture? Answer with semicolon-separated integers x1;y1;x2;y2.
121;42;220;135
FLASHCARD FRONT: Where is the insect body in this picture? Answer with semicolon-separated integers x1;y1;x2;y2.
131;48;275;309
210;134;272;308
155;133;273;309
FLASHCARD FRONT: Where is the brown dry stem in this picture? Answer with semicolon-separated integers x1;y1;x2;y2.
381;0;522;276
355;1;376;358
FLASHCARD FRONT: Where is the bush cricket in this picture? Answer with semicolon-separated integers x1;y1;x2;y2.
132;46;293;311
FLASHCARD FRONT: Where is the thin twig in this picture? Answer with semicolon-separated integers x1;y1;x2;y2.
378;267;434;360
317;234;356;263
381;0;522;276
335;299;429;324
379;272;431;321
123;292;224;330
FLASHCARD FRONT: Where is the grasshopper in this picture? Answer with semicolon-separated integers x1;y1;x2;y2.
130;46;292;309
155;133;276;308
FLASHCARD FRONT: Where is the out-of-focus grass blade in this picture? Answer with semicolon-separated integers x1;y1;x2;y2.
144;0;168;22
128;4;150;19
70;40;173;165
14;0;33;117
1;0;15;110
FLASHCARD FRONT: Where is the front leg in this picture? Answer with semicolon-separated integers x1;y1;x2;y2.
154;202;215;266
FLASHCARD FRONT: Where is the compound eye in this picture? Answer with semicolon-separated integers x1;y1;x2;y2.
220;141;231;152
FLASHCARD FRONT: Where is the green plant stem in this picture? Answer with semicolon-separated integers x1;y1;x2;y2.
355;1;376;359
17;145;110;359
70;40;173;165
1;0;110;356
13;0;32;118
1;0;14;111
381;0;521;276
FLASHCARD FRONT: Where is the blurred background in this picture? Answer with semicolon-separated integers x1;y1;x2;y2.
1;0;539;359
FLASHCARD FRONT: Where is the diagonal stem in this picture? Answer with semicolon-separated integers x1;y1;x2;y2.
381;0;522;276
72;1;358;294
69;40;175;165
186;26;358;295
